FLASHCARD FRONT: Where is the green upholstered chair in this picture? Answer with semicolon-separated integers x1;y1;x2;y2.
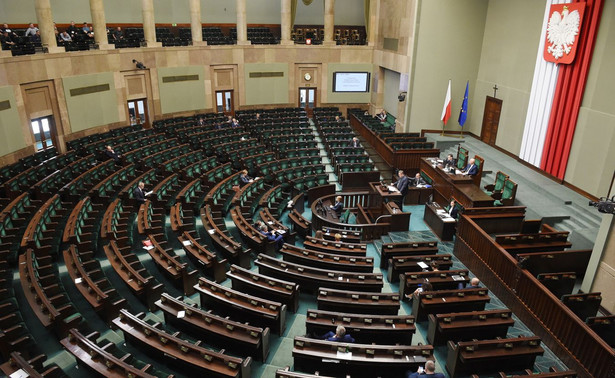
485;171;509;197
457;146;469;170
494;178;518;206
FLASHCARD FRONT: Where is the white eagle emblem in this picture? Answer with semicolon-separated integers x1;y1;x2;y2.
546;6;581;60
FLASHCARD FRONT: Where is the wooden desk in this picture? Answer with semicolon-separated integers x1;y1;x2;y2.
420;158;493;208
423;203;456;241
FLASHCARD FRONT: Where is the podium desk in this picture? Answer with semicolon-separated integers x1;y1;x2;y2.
424;203;456;241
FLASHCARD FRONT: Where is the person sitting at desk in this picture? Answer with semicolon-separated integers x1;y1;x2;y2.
350;137;361;148
461;158;478;176
105;145;121;162
231;117;240;128
239;169;254;187
329;195;343;217
443;153;456;169
446;199;459;219
412;173;426;187
322;325;355;343
259;224;284;251
459;277;480;290
406;360;445;378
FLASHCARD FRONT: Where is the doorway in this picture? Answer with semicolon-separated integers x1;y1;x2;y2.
299;87;316;118
127;99;149;127
30;116;57;151
480;96;502;145
216;90;234;116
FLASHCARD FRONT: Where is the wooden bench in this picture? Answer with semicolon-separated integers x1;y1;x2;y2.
230;206;276;256
145;233;198;296
399;269;470;297
112;309;251;378
446;336;544;378
201;205;251;268
0;301;34;360
61;328;173;378
103;240;164;310
227;264;300;313
62;245;126;322
306;309;415;344
303;235;368;256
255;253;383;293
427;309;514;345
412;288;490;321
562;292;601;321
495;231;572;255
0;352;64;378
320;226;362;244
317;287;399;315
275;366;335;378
19;249;82;334
537;272;576;298
280;244;374;273
178;230;227;283
586;315;615;347
155;293;270;361
380;241;439;269
487;366;578;377
259;208;294;244
292;336;432;377
387;254;453;282
289;209;311;238
195;277;287;335
516;249;592;276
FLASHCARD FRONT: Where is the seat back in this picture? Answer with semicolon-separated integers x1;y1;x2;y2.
502;178;517;200
457;146;468;170
494;171;509;191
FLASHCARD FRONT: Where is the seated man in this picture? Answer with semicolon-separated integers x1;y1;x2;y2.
461;158;478;176
459;277;480;290
231;117;240;128
412;173;426;187
329;195;343;217
259;224;284;251
60;31;72;42
443;153;456;169
322;325;355;343
112;26;123;41
377;110;387;122
105;145;121;162
350;137;361;148
24;23;39;38
406;360;445;378
445;199;459;219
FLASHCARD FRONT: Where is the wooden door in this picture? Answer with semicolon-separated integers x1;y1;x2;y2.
216;90;234;117
127;98;150;128
480;96;502;145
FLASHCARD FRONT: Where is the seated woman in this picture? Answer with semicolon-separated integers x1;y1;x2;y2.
239;169;254;187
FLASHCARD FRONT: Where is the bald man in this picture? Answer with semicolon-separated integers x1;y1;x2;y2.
406;360;445;378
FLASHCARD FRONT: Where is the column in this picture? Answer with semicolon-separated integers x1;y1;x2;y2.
280;0;293;45
235;0;250;45
142;0;161;47
323;0;336;46
368;0;380;47
35;0;63;53
89;0;113;50
189;0;206;46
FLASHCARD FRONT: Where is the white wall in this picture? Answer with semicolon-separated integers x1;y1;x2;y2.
383;68;401;117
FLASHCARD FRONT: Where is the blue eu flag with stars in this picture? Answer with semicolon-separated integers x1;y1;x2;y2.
458;81;469;127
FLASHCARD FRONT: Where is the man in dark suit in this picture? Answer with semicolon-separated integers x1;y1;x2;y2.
446;199;459;219
462;158;478;176
406;361;445;378
350;137;361;148
393;170;409;207
322;326;355;343
259;224;284;251
443;153;456;169
412;173;426;187
105;145;121;162
329;195;343;217
134;181;147;205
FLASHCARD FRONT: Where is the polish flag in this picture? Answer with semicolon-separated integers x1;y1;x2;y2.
441;80;452;125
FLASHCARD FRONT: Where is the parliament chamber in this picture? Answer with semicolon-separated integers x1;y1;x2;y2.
0;0;614;377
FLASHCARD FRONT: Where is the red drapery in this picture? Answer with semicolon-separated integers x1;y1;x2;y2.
540;0;604;179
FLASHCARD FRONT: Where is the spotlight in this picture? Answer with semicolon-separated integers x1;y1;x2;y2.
132;59;146;69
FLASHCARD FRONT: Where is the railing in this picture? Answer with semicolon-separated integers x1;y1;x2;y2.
455;210;615;378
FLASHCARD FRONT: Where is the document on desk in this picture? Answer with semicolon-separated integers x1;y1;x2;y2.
387;185;399;192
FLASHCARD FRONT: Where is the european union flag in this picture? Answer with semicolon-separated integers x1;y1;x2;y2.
458;81;469;127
